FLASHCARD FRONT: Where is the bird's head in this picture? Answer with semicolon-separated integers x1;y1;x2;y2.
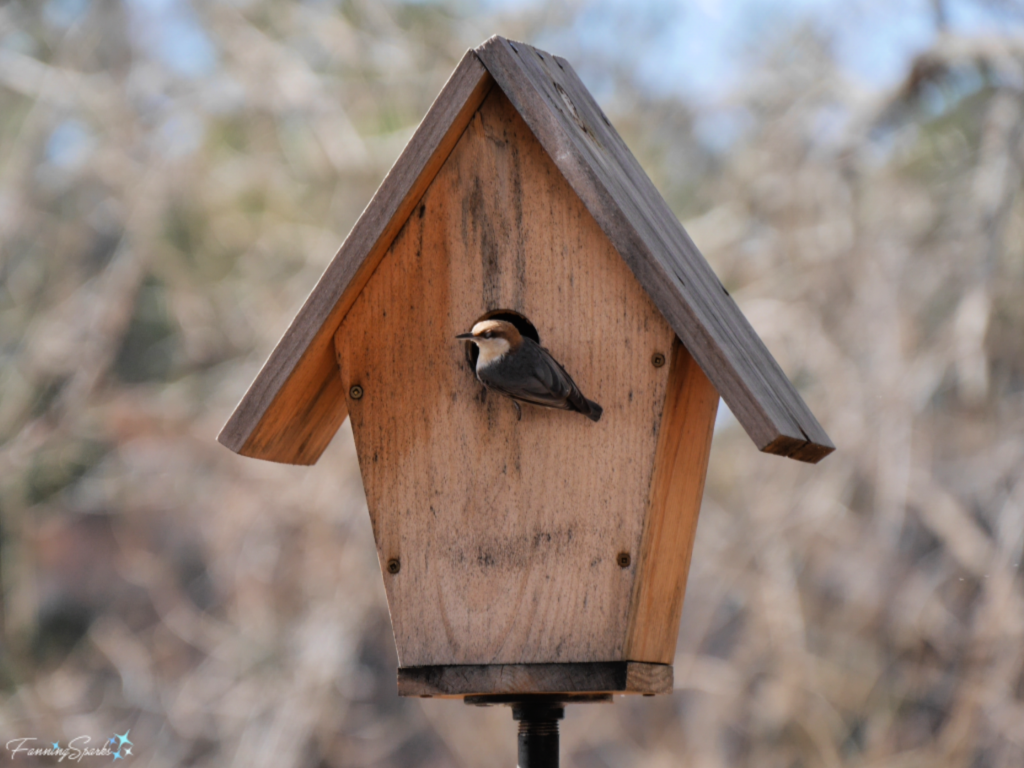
456;319;522;367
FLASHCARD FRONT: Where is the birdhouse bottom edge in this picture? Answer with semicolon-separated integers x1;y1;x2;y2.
396;661;672;699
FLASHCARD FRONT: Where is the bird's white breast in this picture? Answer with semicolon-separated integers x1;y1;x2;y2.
474;338;511;370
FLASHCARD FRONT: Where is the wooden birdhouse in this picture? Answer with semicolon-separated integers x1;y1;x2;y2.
219;36;833;701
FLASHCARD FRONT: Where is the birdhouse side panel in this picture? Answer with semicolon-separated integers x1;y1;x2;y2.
335;87;678;667
624;339;719;664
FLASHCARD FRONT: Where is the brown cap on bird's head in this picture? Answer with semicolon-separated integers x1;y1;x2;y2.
455;319;523;349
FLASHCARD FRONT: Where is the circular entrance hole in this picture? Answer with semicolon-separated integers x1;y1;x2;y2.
461;309;540;372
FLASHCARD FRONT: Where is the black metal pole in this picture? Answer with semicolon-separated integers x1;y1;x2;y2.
512;700;563;768
465;693;610;767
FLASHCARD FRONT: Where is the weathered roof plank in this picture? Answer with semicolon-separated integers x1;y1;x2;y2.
218;52;493;463
475;37;833;461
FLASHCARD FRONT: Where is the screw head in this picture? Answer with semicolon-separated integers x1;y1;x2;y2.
651;352;666;368
617;552;632;568
386;558;401;574
349;385;364;400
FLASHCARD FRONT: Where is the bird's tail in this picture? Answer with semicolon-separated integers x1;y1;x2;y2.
566;383;603;422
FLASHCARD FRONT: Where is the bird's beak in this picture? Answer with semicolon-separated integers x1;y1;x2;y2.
455;332;474;340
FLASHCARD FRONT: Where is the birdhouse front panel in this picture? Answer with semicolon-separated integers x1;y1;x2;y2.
334;87;686;668
221;37;832;697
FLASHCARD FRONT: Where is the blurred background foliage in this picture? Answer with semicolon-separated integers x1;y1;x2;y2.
1;0;1024;766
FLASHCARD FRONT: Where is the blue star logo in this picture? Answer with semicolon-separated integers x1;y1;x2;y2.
109;737;117;745
52;742;60;750
112;751;122;761
114;731;132;749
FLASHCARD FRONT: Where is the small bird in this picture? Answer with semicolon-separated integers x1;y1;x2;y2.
456;319;602;422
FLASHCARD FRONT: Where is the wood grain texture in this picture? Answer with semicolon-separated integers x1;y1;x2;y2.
624;340;719;663
217;51;493;464
397;662;672;698
474;36;834;463
335;87;678;667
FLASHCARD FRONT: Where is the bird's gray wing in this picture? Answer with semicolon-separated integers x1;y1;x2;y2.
480;343;579;410
529;346;596;416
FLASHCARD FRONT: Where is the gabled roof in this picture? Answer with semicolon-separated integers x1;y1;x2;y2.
219;36;834;466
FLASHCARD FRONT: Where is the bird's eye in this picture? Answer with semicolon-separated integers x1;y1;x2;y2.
482;331;492;339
